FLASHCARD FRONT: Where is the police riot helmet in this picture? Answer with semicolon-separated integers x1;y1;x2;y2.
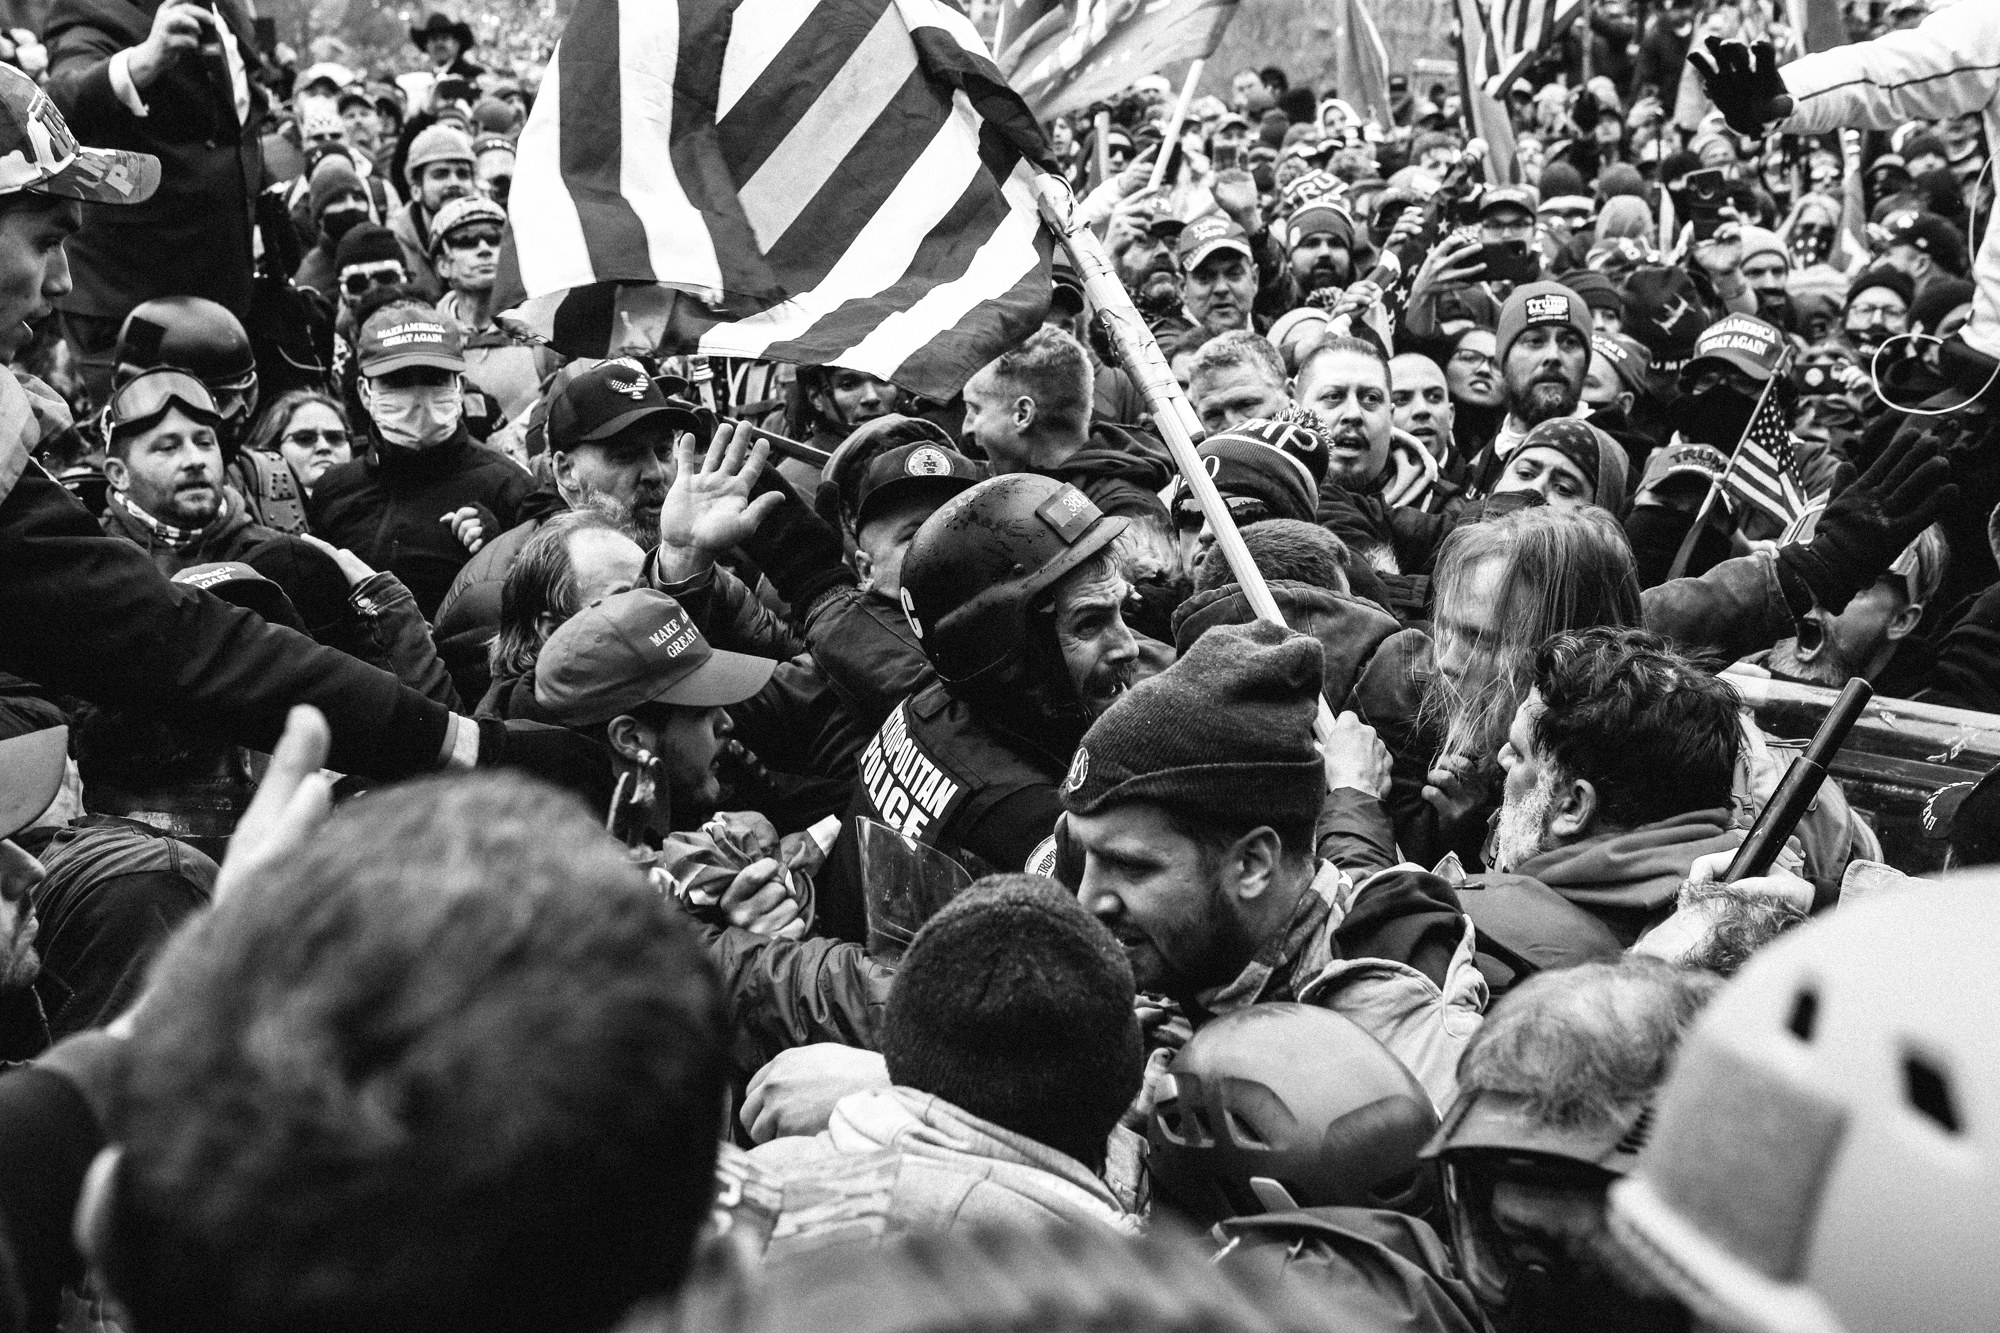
1148;1003;1441;1226
898;474;1128;693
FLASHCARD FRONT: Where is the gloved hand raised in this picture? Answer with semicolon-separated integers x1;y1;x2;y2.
1687;37;1793;138
1777;433;1959;614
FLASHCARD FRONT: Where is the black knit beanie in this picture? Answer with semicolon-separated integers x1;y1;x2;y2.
882;876;1142;1168
1060;620;1324;832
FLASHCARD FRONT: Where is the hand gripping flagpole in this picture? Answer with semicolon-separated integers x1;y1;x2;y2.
1665;372;1779;583
1031;172;1338;747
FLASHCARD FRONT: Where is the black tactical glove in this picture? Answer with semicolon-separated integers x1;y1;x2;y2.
737;462;857;615
1776;433;1959;615
1687;37;1793;138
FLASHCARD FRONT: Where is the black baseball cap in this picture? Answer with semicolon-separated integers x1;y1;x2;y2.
1921;763;2000;867
853;440;982;532
546;358;682;451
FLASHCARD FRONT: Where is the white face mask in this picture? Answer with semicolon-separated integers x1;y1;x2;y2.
367;381;462;449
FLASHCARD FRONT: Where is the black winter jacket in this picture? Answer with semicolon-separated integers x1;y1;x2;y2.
1;459;453;777
308;429;535;619
46;0;265;320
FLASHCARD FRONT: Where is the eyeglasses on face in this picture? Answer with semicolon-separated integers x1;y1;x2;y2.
443;226;504;251
342;267;406;297
282;427;350;448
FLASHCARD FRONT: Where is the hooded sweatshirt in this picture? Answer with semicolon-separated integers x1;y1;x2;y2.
1507;808;1739;945
1039;423;1174;529
750;1086;1134;1238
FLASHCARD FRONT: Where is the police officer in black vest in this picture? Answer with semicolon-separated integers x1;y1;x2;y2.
831;473;1142;936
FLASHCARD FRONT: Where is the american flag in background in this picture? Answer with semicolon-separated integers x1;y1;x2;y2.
1723;380;1809;527
1473;0;1586;99
493;0;1056;401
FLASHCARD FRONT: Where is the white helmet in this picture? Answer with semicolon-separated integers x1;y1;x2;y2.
1609;873;2000;1333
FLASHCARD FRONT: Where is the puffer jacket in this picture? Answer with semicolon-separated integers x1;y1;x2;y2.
750;1087;1135;1237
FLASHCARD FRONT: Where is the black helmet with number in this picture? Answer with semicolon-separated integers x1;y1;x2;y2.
1149;1003;1441;1226
899;473;1128;700
115;296;260;444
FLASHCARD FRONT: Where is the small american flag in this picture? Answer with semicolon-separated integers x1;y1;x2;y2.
1723;380;1808;527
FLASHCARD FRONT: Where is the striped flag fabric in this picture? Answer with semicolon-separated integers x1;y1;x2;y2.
1723;381;1809;527
1467;0;1586;101
493;0;1057;402
1000;0;1240;121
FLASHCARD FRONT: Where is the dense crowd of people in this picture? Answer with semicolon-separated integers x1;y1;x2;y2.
0;0;1994;1330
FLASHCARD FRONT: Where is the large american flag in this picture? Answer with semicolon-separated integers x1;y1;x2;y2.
1723;380;1809;527
493;0;1056;401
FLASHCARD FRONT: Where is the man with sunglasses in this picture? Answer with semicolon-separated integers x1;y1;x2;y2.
432;195;555;434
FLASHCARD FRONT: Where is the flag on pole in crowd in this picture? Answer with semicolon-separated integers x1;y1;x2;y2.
493;0;1057;402
999;0;1241;121
1476;0;1587;98
1330;0;1394;131
1722;378;1809;527
1451;0;1519;183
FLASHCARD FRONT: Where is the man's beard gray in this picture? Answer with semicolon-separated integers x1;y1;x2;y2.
1765;634;1859;687
577;491;658;551
1492;768;1558;872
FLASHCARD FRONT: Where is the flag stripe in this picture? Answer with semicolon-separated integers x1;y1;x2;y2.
558;13;655;284
762;72;952;278
716;0;894;181
763;172;1016;360
664;0;785;307
715;0;821;120
496;0;1053;400
739;11;919;249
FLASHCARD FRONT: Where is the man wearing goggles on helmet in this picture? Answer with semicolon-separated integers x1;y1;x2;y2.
1422;958;1717;1333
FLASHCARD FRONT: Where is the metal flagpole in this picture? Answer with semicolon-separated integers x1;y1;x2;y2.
1031;172;1338;746
1665;373;1778;582
1147;59;1205;194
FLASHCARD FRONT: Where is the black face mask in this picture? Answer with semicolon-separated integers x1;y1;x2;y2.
1677;384;1758;447
321;207;368;244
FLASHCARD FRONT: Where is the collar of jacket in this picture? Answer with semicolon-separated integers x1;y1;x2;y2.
1196;860;1345;1018
108;486;217;549
1512;807;1738;911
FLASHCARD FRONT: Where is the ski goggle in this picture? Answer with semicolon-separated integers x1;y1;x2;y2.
1439;1154;1616;1312
103;369;222;440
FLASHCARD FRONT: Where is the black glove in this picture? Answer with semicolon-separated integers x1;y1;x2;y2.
1777;434;1959;614
737;463;857;614
1687;37;1792;138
